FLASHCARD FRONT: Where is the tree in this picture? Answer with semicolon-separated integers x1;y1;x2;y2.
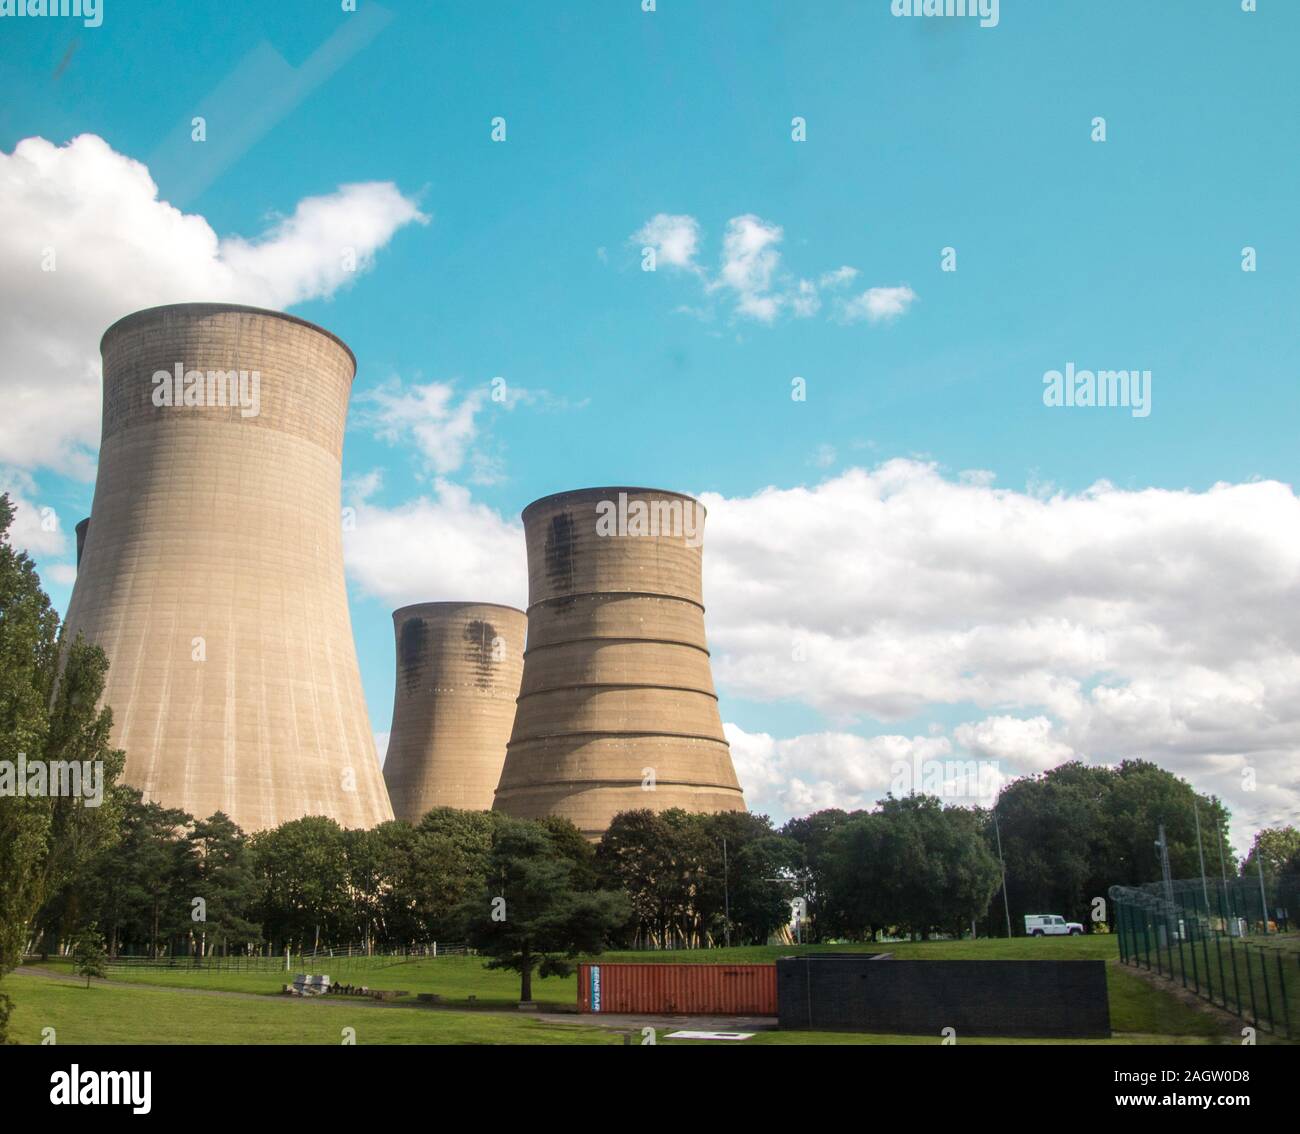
1241;826;1300;908
819;795;1000;940
71;926;108;987
458;819;628;1002
186;813;260;956
34;632;127;949
992;760;1234;930
82;792;193;957
781;809;858;942
251;816;347;952
0;493;61;973
596;810;679;947
693;811;799;945
0;495;126;972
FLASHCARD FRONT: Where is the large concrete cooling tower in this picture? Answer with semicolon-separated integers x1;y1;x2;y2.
383;602;526;821
494;486;745;838
62;303;393;832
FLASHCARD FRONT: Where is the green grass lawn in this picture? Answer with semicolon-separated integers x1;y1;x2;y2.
5;974;616;1045
76;934;1123;1006
5;934;1257;1045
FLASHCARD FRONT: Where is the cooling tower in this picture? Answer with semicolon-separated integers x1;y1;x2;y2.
62;303;393;832
494;486;745;838
383;602;526;821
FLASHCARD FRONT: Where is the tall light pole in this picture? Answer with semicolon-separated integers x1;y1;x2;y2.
992;806;1013;939
1256;852;1270;935
1193;801;1211;915
722;837;731;949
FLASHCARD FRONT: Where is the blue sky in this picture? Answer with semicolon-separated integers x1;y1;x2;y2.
2;1;1297;847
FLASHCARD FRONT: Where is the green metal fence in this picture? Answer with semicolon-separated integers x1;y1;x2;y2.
1110;878;1295;1040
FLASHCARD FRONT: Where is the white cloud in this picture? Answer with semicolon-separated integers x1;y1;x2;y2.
837;285;917;324
632;211;917;327
818;266;859;289
953;715;1075;773
699;462;1300;840
0;470;69;558
713;214;784;322
0;134;427;475
343;479;526;610
725;723;956;818
632;213;701;270
356;379;484;476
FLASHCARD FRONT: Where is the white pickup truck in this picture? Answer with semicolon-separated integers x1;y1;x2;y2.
1024;914;1083;936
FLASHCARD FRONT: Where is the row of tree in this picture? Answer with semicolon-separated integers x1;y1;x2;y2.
26;762;1296;960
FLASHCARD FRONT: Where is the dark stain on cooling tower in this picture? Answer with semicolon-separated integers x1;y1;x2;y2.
463;619;498;689
75;517;90;567
545;510;578;594
399;617;428;693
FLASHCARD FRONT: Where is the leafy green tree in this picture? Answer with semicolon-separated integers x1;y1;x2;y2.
34;633;127;948
71;925;108;987
540;815;600;891
458;819;628;1002
596;810;687;947
992;760;1235;930
0;496;126;970
0;494;61;973
186;812;260;956
83;792;192;956
693;811;798;945
780;809;857;942
819;795;999;940
1241;826;1300;908
251;816;347;952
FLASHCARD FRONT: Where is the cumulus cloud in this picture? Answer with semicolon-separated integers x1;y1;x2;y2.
712;214;784;321
631;210;916;327
0;133;427;474
726;723;980;819
0;471;69;558
355;379;484;477
343;479;526;610
953;715;1076;773
837;285;917;324
699;462;1300;838
631;213;702;271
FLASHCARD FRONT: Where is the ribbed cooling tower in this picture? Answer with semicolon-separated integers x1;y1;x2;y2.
494;486;745;838
62;303;393;832
383;602;526;821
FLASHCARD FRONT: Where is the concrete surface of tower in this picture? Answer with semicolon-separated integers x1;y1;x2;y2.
63;303;393;832
383;602;526;822
494;486;745;838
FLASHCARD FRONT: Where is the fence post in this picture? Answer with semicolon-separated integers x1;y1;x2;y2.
1201;921;1214;1005
1184;894;1200;995
1278;951;1291;1040
1244;943;1259;1029
1214;932;1228;1010
1174;903;1187;988
1229;934;1242;1019
1259;947;1275;1034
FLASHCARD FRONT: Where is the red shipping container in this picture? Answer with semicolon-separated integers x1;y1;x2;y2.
577;962;777;1015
